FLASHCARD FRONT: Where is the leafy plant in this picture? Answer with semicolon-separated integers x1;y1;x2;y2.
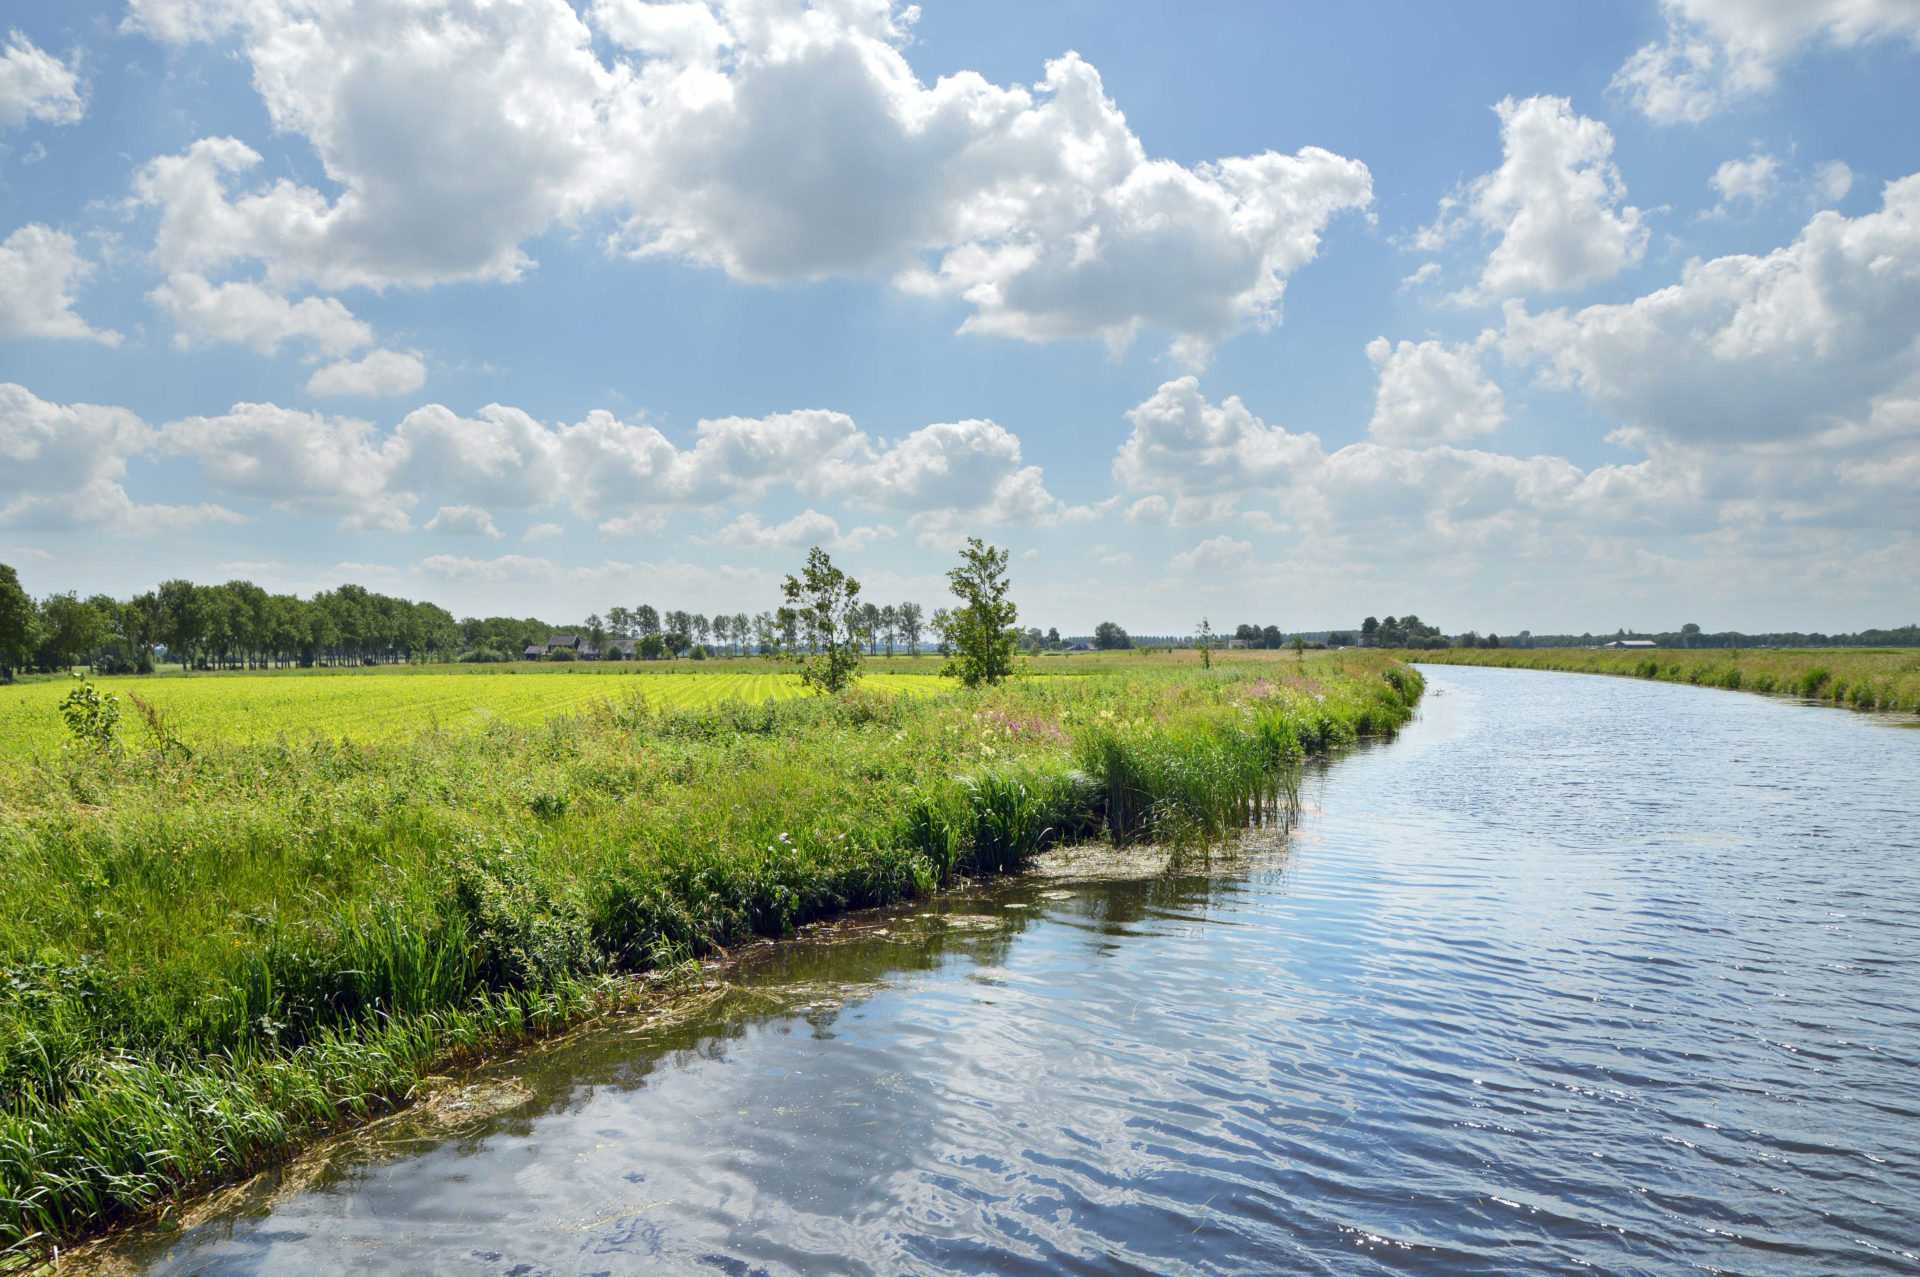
58;678;121;753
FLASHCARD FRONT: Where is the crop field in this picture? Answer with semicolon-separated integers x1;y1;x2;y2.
0;669;953;758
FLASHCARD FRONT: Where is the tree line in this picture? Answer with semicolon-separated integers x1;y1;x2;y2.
0;567;467;678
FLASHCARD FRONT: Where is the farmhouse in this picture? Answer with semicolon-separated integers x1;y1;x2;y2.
1601;639;1658;649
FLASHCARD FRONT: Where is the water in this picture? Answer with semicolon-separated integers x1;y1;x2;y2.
112;667;1920;1274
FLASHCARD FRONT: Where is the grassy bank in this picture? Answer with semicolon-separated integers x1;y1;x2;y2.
1402;647;1920;713
0;653;1420;1259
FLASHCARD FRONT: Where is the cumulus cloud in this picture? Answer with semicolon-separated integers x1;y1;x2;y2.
1365;337;1506;446
1171;535;1253;576
1815;160;1855;205
709;509;894;552
1499;172;1920;446
122;0;1371;360
159;402;413;530
1416;96;1647;301
424;504;503;539
1705;151;1780;214
1112;376;1323;523
149;272;372;355
523;521;564;542
0;31;85;129
0;224;122;345
306;349;427;398
1613;0;1920;124
139;386;1076;547
1;383;240;530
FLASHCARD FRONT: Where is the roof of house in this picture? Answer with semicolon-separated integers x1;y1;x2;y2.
522;643;547;656
548;633;581;647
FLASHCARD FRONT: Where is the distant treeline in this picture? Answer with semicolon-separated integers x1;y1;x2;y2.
1456;623;1920;649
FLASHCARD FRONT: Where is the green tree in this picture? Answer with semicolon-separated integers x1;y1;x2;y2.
1093;621;1130;650
942;537;1018;688
1197;616;1214;669
897;601;924;655
779;546;864;694
0;564;34;681
38;592;108;672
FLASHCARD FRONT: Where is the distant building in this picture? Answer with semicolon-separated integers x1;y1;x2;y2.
1601;639;1658;649
522;643;548;659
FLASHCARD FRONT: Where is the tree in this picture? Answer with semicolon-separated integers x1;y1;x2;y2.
779;546;864;694
1361;616;1379;647
897;602;924;655
586;613;607;654
157;578;203;672
39;593;109;673
0;564;34;681
634;604;661;640
930;607;952;656
942;537;1018;688
1093;621;1130;650
1197;616;1215;669
879;604;899;656
1045;626;1060;649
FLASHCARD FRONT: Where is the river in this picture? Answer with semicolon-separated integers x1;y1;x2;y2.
109;665;1920;1274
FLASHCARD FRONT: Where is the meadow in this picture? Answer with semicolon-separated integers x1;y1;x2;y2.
0;651;1421;1258
1401;647;1920;714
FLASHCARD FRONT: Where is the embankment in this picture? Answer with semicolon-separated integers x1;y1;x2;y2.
1402;647;1919;714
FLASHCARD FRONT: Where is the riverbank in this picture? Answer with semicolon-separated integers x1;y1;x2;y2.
0;654;1420;1262
1401;646;1920;714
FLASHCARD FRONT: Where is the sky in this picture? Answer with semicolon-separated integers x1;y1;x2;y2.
3;0;1918;635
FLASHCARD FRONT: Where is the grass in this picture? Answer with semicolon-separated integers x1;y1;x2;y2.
0;651;1421;1260
1401;647;1920;714
0;669;954;759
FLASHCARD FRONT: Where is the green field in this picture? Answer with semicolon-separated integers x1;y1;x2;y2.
1400;646;1920;713
0;668;951;759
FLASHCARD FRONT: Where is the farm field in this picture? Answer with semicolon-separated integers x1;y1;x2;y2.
0;668;953;758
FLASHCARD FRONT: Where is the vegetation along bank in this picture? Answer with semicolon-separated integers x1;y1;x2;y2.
1401;646;1920;714
0;650;1422;1260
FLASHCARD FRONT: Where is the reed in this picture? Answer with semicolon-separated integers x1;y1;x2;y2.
0;653;1421;1258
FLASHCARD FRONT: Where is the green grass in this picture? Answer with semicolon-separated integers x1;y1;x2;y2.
1401;646;1920;713
0;653;1421;1259
0;669;953;759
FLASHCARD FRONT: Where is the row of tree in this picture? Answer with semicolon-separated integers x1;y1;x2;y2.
0;567;467;677
1358;615;1449;649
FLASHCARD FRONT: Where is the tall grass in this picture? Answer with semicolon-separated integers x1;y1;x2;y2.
1401;647;1920;714
0;654;1421;1259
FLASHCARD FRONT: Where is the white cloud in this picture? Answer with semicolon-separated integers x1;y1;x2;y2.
1500;172;1920;446
1;382;240;531
0;224;122;345
306;349;427;398
1815;160;1855;205
1417;96;1647;300
1613;0;1920;124
1365;337;1506;446
0;31;84;129
1399;262;1442;290
149;272;372;355
424;504;503;539
417;553;558;584
1706;151;1780;214
710;509;895;552
1171;535;1253;576
1112;375;1323;522
523;521;564;542
159;402;413;530
123;1;1371;360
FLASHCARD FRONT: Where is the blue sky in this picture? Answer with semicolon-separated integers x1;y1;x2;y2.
3;0;1918;633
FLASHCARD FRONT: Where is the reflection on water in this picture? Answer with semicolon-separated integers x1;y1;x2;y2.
109;666;1920;1274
